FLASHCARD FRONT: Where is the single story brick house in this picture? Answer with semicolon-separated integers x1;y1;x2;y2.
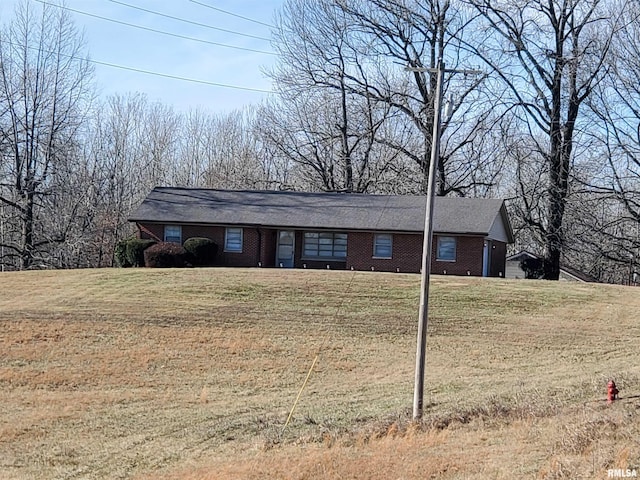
129;187;514;276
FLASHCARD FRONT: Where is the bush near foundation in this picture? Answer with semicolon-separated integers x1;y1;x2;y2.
144;242;189;268
183;237;218;266
115;238;156;267
114;239;130;267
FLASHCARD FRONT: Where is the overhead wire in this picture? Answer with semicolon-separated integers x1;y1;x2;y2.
3;40;273;93
106;0;272;42
189;0;275;28
35;0;276;56
89;57;273;92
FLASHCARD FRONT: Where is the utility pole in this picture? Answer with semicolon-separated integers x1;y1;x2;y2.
1;201;4;272
407;61;482;420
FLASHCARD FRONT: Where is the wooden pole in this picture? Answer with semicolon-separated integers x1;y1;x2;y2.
413;61;445;420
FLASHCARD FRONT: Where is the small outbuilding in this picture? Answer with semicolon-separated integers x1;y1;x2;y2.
505;251;598;282
129;187;514;277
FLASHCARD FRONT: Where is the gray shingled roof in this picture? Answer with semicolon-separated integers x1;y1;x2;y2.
130;187;513;240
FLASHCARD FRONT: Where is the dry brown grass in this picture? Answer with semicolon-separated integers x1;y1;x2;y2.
0;268;638;479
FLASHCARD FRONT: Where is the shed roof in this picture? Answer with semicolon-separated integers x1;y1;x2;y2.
130;187;514;242
506;251;599;282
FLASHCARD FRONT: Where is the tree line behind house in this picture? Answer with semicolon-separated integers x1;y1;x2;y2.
0;0;638;284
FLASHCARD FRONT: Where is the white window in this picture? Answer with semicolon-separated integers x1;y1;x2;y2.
303;232;347;259
437;236;456;261
373;234;392;258
164;225;182;243
224;228;243;252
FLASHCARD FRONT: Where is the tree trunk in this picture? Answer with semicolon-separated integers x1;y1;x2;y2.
20;190;34;270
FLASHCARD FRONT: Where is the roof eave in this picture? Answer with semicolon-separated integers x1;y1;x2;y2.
131;219;496;237
499;202;516;244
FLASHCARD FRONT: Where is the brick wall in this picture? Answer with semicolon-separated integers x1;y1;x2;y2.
347;232;422;273
138;223;163;242
260;229;278;268
432;235;484;276
137;222;503;276
344;231;487;276
138;223;263;267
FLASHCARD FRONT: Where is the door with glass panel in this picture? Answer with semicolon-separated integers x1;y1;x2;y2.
276;231;295;268
482;240;491;277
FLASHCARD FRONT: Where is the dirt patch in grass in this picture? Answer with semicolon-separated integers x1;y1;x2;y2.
0;268;639;479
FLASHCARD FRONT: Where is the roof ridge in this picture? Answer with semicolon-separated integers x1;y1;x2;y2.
152;186;505;201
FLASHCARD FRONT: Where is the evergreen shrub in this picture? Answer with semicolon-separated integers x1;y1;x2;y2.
125;238;157;267
115;238;156;267
144;242;189;268
114;238;131;267
183;237;218;266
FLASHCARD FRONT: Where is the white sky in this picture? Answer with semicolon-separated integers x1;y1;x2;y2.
0;0;282;113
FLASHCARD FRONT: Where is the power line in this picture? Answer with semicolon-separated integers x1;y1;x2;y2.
189;0;275;28
3;40;273;93
106;0;271;42
35;0;276;56
91;58;273;93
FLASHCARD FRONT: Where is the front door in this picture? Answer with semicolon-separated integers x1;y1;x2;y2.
482;240;491;277
277;230;295;268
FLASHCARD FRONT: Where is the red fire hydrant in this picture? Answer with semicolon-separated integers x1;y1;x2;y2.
607;380;619;404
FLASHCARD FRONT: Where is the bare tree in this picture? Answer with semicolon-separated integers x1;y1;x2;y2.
174;109;211;187
466;0;621;279
256;90;415;193
267;0;403;192
191;108;277;190
65;93;157;268
141;101;179;189
270;0;498;195
583;2;640;282
172;107;280;190
0;0;94;270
